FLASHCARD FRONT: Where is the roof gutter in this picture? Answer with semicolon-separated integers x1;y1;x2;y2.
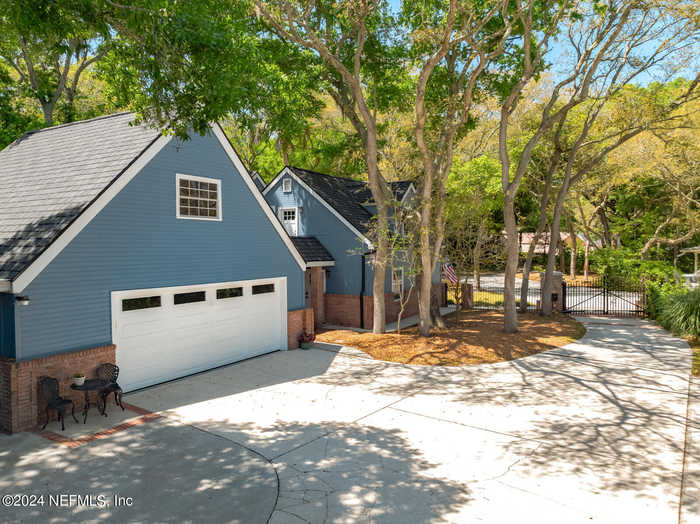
0;280;11;293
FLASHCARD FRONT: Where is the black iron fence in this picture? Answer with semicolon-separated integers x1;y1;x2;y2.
472;284;540;312
464;274;647;318
563;276;647;317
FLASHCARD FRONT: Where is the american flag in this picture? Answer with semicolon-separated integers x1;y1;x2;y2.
442;263;458;284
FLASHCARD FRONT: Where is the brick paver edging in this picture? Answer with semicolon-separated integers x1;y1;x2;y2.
37;402;162;448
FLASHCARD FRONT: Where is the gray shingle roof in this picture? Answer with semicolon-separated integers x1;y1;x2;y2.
390;181;413;202
287;167;414;236
290;236;334;263
0;112;160;280
288;167;373;235
251;172;266;191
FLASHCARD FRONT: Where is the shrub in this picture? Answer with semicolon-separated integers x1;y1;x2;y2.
646;282;684;320
658;289;700;338
590;247;675;284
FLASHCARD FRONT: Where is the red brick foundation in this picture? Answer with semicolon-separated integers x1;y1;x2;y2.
287;307;314;349
326;283;445;330
0;345;116;434
325;293;362;327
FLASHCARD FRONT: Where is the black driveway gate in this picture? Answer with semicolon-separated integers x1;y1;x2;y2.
563;275;646;318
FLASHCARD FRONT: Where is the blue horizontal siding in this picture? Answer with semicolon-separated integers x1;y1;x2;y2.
266;174;421;296
14;132;304;361
266;175;368;296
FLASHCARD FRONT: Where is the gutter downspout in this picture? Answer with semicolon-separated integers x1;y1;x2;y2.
359;250;376;329
360;254;366;329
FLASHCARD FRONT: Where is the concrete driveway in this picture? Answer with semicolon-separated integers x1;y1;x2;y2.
1;316;696;523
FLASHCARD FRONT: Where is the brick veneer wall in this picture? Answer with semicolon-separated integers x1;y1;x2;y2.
287;307;314;349
362;291;420;330
325;293;362;327
0;345;116;434
326;283;445;330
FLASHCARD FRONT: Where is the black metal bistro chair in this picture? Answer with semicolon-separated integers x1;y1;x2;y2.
39;377;78;431
96;363;125;414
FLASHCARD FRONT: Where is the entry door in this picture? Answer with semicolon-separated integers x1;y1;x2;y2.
281;207;298;236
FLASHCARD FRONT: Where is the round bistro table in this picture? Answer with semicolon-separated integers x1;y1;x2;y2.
71;379;110;424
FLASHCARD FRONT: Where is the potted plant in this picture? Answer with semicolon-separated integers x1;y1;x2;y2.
298;330;315;350
72;373;86;386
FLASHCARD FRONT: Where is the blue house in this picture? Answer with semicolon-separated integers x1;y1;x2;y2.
264;166;445;329
0;113;323;433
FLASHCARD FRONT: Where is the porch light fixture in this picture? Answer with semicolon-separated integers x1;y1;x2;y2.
15;295;30;306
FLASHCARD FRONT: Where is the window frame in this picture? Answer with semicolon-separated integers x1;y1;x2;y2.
391;267;403;301
282;178;292;193
176;173;223;222
280;207;298;236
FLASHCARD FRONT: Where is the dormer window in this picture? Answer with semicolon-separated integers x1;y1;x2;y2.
282;178;292;193
177;174;221;221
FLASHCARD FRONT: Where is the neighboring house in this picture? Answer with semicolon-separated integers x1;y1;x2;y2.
519;232;592;255
263;166;445;329
0;113;320;434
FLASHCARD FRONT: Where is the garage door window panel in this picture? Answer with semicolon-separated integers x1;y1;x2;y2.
122;296;161;312
217;287;243;299
174;291;206;305
252;284;275;295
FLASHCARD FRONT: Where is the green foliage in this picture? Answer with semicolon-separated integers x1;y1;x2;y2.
648;284;700;338
0;67;42;148
646;281;683;320
589;247;675;283
446;155;502;216
0;0;112;124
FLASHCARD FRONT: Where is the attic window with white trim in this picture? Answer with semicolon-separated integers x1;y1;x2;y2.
282;178;292;193
177;174;221;220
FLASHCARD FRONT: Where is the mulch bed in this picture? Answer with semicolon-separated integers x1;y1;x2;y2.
316;310;586;366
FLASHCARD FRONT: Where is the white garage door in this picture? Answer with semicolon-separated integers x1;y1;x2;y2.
111;277;287;392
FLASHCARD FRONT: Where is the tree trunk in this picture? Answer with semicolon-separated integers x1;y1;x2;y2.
583;240;589;279
542;177;572;316
503;194;519;333
520;156;556;313
567;213;577;280
430;287;445;328
454;282;462;321
41;103;54;125
417;243;433;336
519;239;539;313
559;238;566;273
473;223;484;291
368;171;388;334
598;206;612;248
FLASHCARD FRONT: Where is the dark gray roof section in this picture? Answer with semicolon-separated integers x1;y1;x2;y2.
290;236;334;263
0;112;161;280
287;166;414;236
390;181;413;202
288;166;373;235
251;172;266;191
